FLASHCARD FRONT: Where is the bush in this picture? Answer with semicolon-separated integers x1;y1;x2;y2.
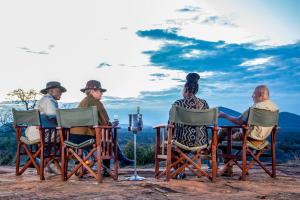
124;141;155;165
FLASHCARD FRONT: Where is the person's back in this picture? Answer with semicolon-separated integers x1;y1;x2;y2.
171;73;209;148
25;82;66;142
242;98;278;147
219;85;279;148
38;94;59;128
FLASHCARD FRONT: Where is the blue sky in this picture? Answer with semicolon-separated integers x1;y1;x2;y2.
0;0;299;125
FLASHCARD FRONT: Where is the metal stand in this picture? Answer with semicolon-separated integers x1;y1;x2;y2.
127;131;145;181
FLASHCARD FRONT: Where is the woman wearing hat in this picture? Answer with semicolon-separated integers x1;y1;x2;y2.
70;80;133;170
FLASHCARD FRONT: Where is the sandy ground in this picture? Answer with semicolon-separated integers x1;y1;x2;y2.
0;164;300;200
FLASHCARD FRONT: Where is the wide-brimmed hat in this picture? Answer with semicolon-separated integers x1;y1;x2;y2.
40;81;67;94
80;80;107;93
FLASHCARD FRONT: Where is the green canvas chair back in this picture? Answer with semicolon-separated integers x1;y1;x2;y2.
56;106;98;128
247;107;279;127
12;108;41;127
169;106;218;126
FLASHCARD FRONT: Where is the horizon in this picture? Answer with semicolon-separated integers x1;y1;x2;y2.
1;100;299;126
0;0;299;118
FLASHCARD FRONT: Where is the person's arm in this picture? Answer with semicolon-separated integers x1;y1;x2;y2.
218;111;245;126
96;101;110;126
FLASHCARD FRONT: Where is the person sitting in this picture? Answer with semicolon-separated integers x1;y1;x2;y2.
170;73;210;179
25;81;67;174
218;85;279;176
70;80;133;174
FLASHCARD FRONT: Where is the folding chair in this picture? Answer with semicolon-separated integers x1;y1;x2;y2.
56;106;118;182
13;109;61;180
154;106;219;182
218;107;279;180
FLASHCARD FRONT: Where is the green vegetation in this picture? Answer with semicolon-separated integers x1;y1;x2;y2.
124;141;155;165
0;131;16;165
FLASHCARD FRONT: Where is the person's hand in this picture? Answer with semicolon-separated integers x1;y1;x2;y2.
111;120;119;128
218;111;226;118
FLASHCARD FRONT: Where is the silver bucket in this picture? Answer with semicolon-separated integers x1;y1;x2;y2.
128;114;143;132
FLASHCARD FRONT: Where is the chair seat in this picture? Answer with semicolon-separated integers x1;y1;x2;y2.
20;136;40;145
172;140;209;152
219;140;269;150
64;139;95;148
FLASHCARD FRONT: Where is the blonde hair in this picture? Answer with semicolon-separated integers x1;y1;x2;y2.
85;89;93;96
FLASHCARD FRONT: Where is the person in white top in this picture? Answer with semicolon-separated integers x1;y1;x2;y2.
218;85;279;175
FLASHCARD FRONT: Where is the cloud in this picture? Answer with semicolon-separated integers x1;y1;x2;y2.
240;56;274;67
240;56;275;71
177;6;201;13
97;62;112;68
17;47;49;55
17;45;55;55
137;28;300;113
149;73;171;81
201;16;237;27
137;29;300;75
180;49;217;59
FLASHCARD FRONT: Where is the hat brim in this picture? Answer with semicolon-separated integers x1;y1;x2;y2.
80;88;107;93
40;86;67;94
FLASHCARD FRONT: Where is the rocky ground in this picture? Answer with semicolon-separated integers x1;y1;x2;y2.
0;164;300;200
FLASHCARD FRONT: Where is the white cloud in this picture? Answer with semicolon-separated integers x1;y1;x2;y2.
240;56;274;70
0;0;298;103
181;49;216;59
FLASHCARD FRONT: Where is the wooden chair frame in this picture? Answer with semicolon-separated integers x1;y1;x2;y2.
57;107;118;183
154;124;218;182
219;108;279;181
154;107;219;182
13;109;61;180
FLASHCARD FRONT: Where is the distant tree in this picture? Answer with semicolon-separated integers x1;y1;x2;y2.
7;89;40;110
0;110;14;133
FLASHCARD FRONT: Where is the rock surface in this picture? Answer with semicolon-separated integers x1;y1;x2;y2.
0;165;300;199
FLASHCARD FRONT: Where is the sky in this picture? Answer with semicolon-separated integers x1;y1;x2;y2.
0;0;299;125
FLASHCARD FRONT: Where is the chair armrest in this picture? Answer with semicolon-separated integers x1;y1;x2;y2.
219;125;243;128
94;125;113;129
153;124;174;129
42;126;57;129
207;126;221;130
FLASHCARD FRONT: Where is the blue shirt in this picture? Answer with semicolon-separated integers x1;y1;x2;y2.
38;94;58;128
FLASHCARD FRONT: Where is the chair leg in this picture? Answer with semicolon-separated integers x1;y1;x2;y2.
114;147;118;180
211;149;217;182
16;142;21;176
64;150;69;181
241;145;247;181
97;146;102;183
166;146;172;181
21;144;41;175
155;128;161;178
248;149;272;177
78;149;84;178
155;156;160;178
61;147;67;181
180;151;210;180
244;149;265;175
272;145;276;178
40;148;45;180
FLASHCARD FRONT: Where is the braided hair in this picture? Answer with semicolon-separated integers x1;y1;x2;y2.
184;73;200;95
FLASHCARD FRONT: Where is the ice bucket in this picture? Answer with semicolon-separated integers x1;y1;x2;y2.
128;113;143;132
